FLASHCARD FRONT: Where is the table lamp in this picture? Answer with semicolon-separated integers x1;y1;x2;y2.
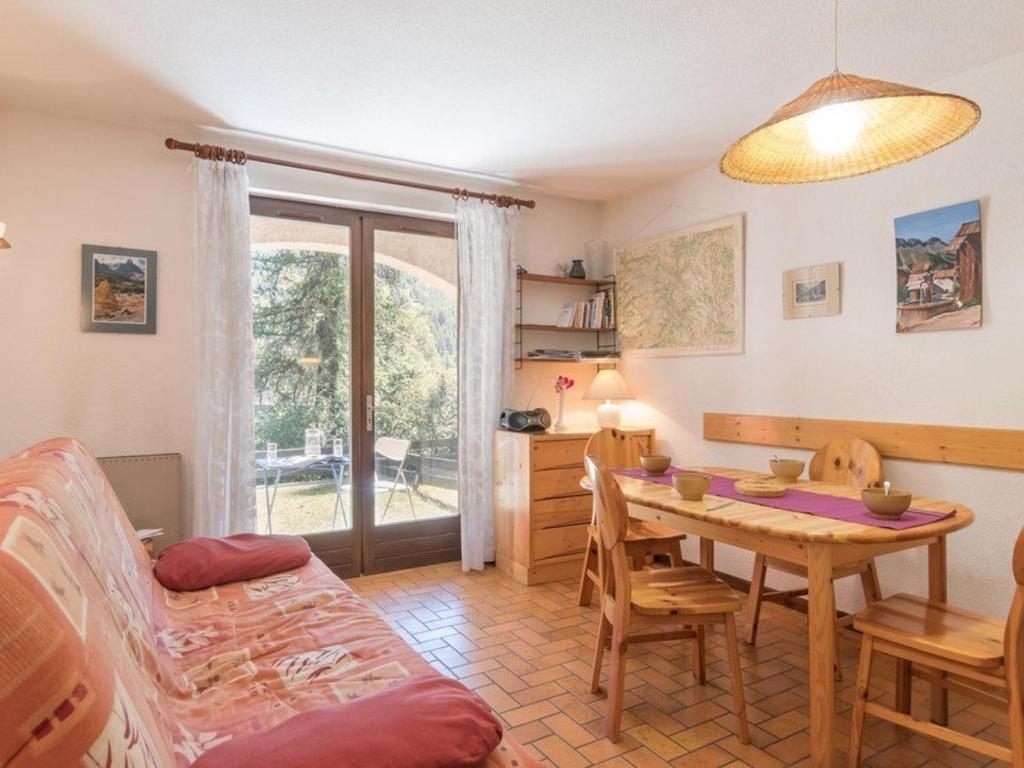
584;368;634;428
0;223;10;249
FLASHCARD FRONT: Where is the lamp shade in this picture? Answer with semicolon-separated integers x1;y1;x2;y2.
720;71;980;185
0;222;9;249
584;369;634;401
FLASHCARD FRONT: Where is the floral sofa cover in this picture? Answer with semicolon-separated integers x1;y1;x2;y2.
0;438;534;767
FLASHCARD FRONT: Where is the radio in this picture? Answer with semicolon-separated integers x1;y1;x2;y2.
499;408;551;433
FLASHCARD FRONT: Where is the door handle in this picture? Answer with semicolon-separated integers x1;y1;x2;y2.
366;395;374;432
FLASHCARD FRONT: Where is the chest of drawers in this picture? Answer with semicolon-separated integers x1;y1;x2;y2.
493;427;654;585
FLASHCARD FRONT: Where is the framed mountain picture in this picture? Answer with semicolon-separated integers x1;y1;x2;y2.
81;244;157;333
895;200;981;333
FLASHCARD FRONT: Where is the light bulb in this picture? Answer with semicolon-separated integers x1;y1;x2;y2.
806;101;863;155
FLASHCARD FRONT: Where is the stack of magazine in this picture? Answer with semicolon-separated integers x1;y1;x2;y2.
526;349;621;362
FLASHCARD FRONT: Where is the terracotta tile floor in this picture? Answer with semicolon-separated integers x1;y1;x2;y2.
348;562;1009;767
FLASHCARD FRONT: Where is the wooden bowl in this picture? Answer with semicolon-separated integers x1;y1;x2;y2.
639;454;671;475
861;488;912;520
673;472;711;500
769;458;805;483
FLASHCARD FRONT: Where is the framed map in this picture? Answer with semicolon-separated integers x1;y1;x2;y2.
615;214;744;356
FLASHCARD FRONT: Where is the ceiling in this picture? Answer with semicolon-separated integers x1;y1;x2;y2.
2;0;1022;200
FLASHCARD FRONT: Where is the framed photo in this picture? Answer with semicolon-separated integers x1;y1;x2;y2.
783;261;841;319
81;245;157;334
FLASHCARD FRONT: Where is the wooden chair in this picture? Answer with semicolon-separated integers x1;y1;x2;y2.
577;428;687;607
848;526;1024;766
586;456;750;742
745;437;885;676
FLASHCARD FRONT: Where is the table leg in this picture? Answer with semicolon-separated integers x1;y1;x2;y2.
700;538;715;572
266;469;281;534
928;536;949;726
261;468;273;534
330;463;348;528
807;543;837;768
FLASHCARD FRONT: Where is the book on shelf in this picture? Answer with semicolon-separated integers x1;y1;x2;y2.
555;285;616;329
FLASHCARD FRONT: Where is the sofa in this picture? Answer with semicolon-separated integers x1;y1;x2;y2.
0;438;537;767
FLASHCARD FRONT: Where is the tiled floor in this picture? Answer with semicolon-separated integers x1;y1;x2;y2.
348;562;1009;767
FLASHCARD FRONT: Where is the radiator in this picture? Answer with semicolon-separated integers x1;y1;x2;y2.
99;453;182;553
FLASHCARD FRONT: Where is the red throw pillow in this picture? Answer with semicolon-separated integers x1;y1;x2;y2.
191;674;503;768
154;533;311;591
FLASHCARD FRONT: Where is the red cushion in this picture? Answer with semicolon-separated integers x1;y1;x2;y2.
154;533;311;591
191;674;503;768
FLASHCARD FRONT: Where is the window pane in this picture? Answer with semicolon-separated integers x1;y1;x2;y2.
373;229;458;526
251;215;353;535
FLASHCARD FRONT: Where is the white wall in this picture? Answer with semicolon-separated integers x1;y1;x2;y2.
599;52;1024;616
0;110;601;533
0;110;197;464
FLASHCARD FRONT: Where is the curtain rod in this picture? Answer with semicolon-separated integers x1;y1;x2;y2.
164;138;536;209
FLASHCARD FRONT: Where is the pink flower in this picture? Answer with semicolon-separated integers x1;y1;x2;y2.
554;375;575;394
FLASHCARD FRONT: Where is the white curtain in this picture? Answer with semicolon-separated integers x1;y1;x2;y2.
457;199;516;571
190;160;256;538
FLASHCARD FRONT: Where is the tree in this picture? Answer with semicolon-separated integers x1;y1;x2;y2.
252;248;457;457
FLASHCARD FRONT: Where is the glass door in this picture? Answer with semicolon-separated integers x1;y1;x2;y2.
250;197;359;575
250;198;459;575
358;215;460;573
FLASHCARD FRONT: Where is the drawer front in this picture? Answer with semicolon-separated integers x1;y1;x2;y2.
532;495;592;530
531;467;588;501
532;523;590;561
531;438;588;471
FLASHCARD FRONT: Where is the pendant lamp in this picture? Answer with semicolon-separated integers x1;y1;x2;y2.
720;1;980;184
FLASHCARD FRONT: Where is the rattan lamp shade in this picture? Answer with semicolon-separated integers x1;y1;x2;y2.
720;72;980;184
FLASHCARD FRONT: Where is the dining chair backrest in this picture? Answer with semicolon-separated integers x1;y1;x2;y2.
375;437;411;463
808;437;884;489
585;456;632;606
1006;525;1024;760
584;429;644;469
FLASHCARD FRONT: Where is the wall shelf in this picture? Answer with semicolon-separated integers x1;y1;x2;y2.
516;323;615;333
514;267;618;369
518;272;614;287
516;356;621;365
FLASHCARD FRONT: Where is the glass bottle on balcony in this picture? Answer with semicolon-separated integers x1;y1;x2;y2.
304;427;323;457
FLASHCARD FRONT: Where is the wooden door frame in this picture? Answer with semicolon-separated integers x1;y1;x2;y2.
251;196;460;576
358;213;460;574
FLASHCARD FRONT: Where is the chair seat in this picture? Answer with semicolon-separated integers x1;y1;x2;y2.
853;593;1006;669
630;566;743;616
588;520;686;543
627;519;686;542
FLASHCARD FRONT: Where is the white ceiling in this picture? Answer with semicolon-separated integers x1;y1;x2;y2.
2;0;1022;200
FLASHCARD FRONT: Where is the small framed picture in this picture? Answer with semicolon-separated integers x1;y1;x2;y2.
783;261;841;319
81;245;157;333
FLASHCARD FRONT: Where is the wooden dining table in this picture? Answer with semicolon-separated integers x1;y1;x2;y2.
609;466;974;768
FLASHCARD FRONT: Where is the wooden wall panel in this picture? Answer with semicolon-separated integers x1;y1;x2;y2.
703;412;1024;472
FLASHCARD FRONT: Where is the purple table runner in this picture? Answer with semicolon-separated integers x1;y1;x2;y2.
613;467;955;531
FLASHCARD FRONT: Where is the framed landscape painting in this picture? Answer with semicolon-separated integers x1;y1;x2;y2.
81;245;157;333
895;200;981;333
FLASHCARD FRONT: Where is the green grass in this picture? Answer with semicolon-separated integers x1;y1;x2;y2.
255;479;457;535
